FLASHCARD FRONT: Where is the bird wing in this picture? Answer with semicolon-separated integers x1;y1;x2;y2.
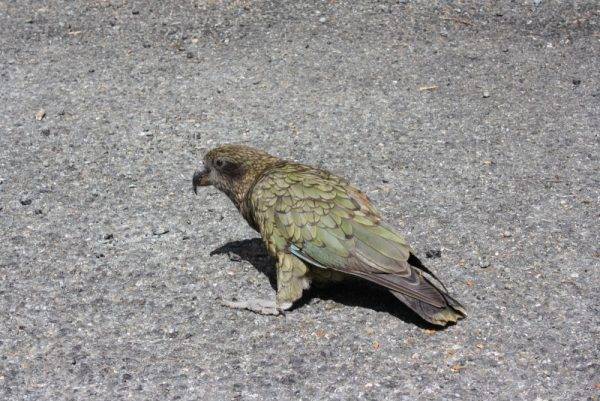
250;163;447;308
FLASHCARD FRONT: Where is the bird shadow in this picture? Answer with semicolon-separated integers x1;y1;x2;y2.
210;238;447;330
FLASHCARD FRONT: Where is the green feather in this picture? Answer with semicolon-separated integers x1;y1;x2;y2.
335;196;358;210
352;223;410;261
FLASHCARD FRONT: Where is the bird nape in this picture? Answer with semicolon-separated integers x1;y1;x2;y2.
193;144;466;326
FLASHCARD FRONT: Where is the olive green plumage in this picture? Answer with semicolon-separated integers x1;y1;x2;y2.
193;144;466;326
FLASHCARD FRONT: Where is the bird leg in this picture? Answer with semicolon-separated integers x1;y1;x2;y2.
220;298;292;316
221;252;310;316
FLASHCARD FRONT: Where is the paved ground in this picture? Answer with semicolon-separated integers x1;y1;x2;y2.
1;1;599;400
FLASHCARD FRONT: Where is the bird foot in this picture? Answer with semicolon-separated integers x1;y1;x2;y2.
220;298;292;316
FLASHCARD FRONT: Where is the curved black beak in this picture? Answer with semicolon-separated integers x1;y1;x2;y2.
192;166;210;194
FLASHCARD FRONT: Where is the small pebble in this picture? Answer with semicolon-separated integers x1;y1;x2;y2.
324;302;337;310
482;90;491;98
41;128;51;136
425;249;442;258
319;17;327;23
572;79;581;86
152;227;169;236
20;197;32;206
478;257;490;268
103;233;114;240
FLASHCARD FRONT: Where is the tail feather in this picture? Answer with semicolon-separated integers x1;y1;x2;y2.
391;278;467;325
352;268;467;326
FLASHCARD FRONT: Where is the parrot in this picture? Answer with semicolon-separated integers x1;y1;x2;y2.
193;144;466;326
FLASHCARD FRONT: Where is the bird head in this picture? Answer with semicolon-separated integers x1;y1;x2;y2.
193;144;280;207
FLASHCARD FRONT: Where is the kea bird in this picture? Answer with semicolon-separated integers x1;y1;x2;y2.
193;144;466;326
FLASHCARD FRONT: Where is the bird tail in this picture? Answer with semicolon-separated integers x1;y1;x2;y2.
390;278;467;326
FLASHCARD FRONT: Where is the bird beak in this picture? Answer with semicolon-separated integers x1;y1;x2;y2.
192;164;210;194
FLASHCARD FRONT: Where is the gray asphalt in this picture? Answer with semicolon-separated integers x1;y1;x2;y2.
1;1;599;400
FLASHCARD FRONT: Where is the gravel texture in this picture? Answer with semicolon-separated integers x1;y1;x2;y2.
1;1;599;400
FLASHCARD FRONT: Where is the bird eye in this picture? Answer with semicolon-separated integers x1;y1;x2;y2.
215;159;224;168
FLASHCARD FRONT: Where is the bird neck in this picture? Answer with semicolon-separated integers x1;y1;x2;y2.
234;158;281;228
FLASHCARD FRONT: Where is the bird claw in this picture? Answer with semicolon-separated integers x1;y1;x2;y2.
220;298;291;316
